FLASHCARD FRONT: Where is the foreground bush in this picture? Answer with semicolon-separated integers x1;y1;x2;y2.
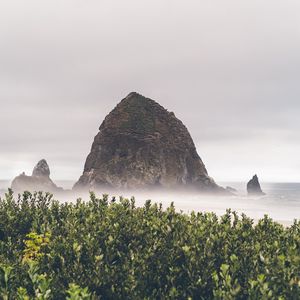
0;190;299;299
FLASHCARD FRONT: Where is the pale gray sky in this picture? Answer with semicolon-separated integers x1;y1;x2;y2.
1;0;300;182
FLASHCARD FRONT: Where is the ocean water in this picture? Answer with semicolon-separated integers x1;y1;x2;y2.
125;182;300;226
1;180;299;225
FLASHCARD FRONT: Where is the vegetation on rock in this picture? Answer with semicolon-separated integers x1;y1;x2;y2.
0;190;299;299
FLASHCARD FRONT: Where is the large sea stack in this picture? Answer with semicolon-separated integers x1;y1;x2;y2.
11;159;62;193
74;92;224;193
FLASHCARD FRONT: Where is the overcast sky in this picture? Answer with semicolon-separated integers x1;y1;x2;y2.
1;0;300;183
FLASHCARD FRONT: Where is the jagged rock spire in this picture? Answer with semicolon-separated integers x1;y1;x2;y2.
32;159;50;177
247;174;266;195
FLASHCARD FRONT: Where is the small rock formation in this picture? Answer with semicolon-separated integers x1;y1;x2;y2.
74;92;225;193
247;175;265;196
32;159;50;177
11;159;62;193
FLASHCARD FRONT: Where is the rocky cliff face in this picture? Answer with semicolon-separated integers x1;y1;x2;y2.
11;159;62;193
74;92;223;192
247;175;265;195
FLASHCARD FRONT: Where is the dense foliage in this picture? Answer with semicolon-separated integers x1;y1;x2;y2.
0;190;299;299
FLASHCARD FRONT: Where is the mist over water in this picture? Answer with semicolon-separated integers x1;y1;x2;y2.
1;180;299;225
109;183;300;225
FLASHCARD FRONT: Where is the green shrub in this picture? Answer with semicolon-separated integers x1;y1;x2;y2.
0;190;299;299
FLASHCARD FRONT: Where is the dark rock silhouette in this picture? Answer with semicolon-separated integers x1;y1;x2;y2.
247;175;265;195
74;92;225;193
32;159;50;177
11;159;62;193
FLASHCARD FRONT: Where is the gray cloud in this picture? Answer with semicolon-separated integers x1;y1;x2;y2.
1;0;300;182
